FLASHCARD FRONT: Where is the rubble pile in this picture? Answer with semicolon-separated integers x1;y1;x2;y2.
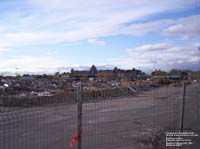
77;80;160;92
0;75;168;107
0;77;73;99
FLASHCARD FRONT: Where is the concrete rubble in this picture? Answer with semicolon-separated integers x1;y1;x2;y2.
0;75;162;103
1;65;198;107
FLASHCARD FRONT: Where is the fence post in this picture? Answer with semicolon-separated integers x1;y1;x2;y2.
196;82;200;124
180;82;186;132
177;82;186;149
77;81;82;149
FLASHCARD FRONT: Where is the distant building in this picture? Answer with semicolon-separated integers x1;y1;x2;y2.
70;68;74;77
188;71;200;80
69;65;145;81
70;68;87;79
168;69;189;80
113;67;118;77
89;65;97;77
61;73;71;81
19;76;35;81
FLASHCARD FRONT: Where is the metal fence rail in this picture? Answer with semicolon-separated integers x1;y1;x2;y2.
0;81;200;149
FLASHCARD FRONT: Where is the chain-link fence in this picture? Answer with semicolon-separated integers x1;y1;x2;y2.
0;81;200;149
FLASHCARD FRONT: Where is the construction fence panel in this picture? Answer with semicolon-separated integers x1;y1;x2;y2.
81;82;200;149
0;95;78;149
0;81;200;149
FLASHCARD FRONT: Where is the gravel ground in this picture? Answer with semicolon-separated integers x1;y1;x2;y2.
0;82;199;149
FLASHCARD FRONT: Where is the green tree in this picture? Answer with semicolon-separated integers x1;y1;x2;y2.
151;69;167;76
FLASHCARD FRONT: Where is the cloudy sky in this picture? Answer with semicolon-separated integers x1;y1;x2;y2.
0;0;200;74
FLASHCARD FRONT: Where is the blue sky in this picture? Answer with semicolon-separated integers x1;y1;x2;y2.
0;0;200;74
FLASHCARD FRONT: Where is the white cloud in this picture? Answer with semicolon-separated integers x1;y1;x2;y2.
180;35;189;41
0;56;66;73
128;42;172;52
0;0;199;73
0;26;5;32
0;55;117;74
88;38;106;46
109;42;200;70
120;20;173;36
0;41;10;54
0;41;10;52
194;42;200;48
0;14;198;48
0;48;9;52
0;0;197;47
163;15;200;37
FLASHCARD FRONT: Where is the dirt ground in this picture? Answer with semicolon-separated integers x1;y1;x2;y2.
0;82;199;149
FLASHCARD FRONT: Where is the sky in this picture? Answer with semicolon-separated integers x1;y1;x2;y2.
0;0;200;74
